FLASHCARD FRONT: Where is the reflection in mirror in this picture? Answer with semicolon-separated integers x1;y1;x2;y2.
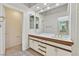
30;15;34;29
36;17;39;29
58;16;69;35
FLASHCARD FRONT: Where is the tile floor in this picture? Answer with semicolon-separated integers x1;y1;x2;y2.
5;45;42;56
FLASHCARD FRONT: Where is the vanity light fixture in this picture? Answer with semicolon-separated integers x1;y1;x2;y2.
44;3;47;5
37;7;40;9
40;9;43;12
47;7;50;10
56;3;60;6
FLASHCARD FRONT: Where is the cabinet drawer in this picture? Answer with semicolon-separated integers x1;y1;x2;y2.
39;42;46;47
38;48;46;55
33;40;39;51
38;45;46;49
38;45;46;51
29;40;34;48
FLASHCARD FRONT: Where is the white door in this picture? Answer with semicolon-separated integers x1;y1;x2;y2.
0;19;5;55
5;7;22;49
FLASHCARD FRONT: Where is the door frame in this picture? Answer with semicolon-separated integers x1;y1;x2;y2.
3;4;23;54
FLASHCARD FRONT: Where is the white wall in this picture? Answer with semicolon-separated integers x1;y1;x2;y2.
0;4;5;55
77;3;79;55
0;3;33;52
71;3;78;56
42;5;67;34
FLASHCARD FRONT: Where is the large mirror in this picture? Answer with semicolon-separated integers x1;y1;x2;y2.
30;15;34;29
58;16;69;35
35;17;39;29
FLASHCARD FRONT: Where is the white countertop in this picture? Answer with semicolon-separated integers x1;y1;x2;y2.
29;33;72;42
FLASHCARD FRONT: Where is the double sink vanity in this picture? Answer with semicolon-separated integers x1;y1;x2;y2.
28;4;73;56
28;33;73;56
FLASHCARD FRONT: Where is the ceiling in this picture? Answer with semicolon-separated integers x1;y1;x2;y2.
24;3;55;11
24;3;37;8
24;3;67;13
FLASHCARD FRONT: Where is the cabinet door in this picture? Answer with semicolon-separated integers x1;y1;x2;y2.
46;45;56;56
57;49;71;56
29;40;34;49
33;40;39;51
38;42;46;55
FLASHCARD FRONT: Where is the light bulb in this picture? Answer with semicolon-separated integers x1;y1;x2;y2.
56;3;60;6
44;3;47;5
47;7;50;9
37;7;39;9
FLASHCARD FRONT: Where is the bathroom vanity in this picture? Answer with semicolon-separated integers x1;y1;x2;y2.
28;4;73;56
28;33;73;56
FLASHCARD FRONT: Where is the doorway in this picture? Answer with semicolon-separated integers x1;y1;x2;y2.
4;7;23;55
